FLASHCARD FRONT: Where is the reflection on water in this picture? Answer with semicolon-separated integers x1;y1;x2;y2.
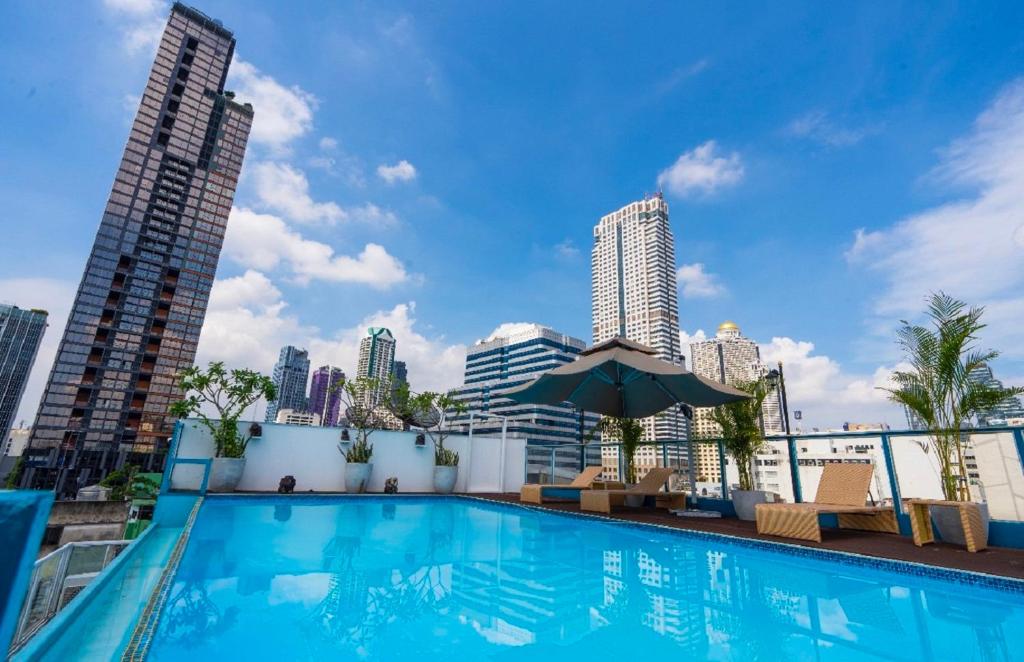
146;498;1023;661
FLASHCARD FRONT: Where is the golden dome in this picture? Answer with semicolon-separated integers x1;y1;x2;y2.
718;320;739;332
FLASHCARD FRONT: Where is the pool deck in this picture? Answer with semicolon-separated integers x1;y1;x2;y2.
474;493;1024;580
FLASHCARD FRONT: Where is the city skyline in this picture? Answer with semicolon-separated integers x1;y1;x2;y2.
3;2;1024;431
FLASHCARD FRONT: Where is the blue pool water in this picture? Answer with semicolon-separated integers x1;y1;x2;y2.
145;496;1024;661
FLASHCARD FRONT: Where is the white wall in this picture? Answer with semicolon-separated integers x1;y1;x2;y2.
169;420;525;494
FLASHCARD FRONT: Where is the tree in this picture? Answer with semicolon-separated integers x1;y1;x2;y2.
400;390;467;467
100;464;160;500
882;292;1024;501
336;376;391;446
593;417;646;484
711;379;769;492
169;362;276;458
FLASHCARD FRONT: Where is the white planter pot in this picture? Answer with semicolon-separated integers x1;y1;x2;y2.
208;457;246;493
732;489;771;521
345;462;373;494
932;502;990;547
433;465;458;494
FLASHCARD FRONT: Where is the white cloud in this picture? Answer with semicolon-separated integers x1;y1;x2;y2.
787;110;880;147
224;207;408;288
199;279;464;398
657;141;744;198
251;162;344;224
309;303;466;393
676;263;725;299
759;337;904;429
229;60;318;152
845;78;1024;359
554;239;580;260
318;137;338;152
102;0;167;56
377;160;418;184
0;278;77;426
483;322;543;343
679;329;708;370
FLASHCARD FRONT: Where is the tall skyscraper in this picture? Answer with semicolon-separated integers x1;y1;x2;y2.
688;321;784;481
450;324;601;482
357;328;396;384
0;305;48;447
968;363;1024;426
265;346;310;423
591;193;685;444
308;365;345;427
22;3;253;496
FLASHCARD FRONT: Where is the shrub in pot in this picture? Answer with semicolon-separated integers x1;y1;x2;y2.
341;437;374;493
401;389;467;494
883;293;1021;545
711;378;771;521
169;362;276;493
592;417;647;505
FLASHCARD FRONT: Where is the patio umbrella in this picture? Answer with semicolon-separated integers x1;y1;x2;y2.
504;336;750;417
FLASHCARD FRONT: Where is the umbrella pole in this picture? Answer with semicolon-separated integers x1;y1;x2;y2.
688;434;697;505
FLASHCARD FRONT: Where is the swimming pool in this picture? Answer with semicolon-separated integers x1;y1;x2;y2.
138;496;1023;660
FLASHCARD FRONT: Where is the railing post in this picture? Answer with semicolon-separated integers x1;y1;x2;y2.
549;448;556;483
787;436;803;503
880;432;910;535
718;441;728;499
661;441;668;469
1013;428;1024;476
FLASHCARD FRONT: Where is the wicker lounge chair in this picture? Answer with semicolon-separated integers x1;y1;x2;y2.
520;466;622;504
755;463;899;543
579;467;686;514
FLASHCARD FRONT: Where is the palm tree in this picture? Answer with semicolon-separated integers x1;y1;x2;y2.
711;379;769;492
882;292;1024;501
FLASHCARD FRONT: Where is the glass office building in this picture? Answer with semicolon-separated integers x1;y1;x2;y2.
0;305;48;447
22;3;253;497
265;346;311;423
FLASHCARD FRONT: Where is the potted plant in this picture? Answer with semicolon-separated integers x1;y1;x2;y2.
336;376;381;493
711;378;770;520
593;416;646;503
408;390;467;494
169;361;276;492
883;292;1023;545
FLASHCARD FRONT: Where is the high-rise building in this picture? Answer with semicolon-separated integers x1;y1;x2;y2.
688;321;784;482
357;328;396;384
22;3;253;496
968;363;1024;427
391;360;408;388
591;194;685;444
0;305;48;447
265;346;310;423
903;405;927;431
450;324;601;483
308;365;345;427
356;327;401;429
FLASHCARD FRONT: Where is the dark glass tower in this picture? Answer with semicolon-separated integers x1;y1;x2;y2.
265;346;311;423
0;305;48;446
22;3;253;497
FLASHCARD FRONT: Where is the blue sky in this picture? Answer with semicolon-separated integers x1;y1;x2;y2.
2;1;1024;428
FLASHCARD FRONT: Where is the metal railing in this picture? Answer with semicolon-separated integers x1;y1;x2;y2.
526;426;1024;531
9;539;131;653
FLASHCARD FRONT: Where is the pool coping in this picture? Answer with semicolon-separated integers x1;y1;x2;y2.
121;497;203;661
196;492;1024;595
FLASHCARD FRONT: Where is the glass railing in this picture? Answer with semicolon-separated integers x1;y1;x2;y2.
9;539;130;653
526;426;1024;522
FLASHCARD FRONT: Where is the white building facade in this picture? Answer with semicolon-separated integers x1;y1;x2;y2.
274;408;321;426
688;321;784;482
592;194;687;480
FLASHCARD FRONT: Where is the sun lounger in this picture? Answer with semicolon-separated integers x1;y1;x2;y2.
579;467;687;514
520;466;622;504
755;463;898;543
